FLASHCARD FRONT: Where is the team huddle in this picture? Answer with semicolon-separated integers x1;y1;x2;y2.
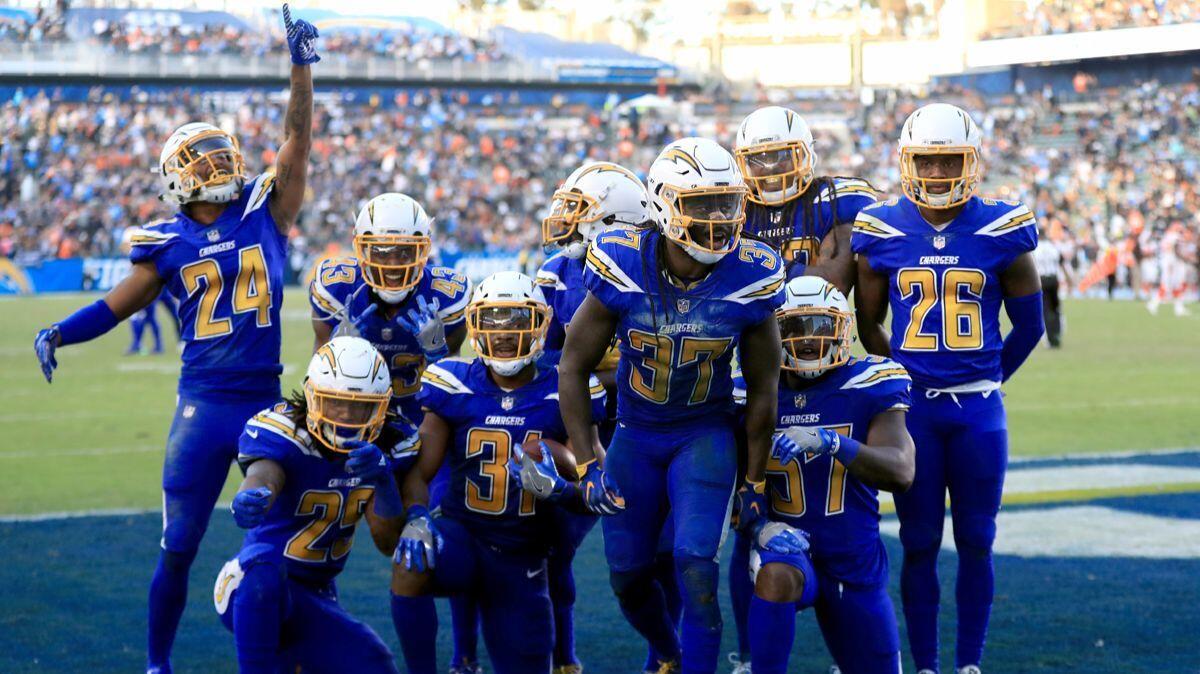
31;8;1046;674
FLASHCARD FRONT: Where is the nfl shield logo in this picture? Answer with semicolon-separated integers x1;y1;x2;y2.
206;229;220;242
381;328;392;341
793;393;806;409
677;298;690;314
501;396;515;411
933;235;946;250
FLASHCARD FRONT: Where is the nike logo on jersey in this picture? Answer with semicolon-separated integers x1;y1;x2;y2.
526;568;544;579
246;428;259;438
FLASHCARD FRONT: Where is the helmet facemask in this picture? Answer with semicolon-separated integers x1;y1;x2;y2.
778;306;852;379
542;188;599;260
467;300;551;377
303;380;390;453
659;184;747;264
162;130;246;204
354;234;431;303
735;140;814;206
899;146;981;210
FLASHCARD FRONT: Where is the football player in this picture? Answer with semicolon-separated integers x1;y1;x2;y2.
536;161;651;673
730;276;914;674
215;336;410;674
734;105;877;292
852;103;1045;674
559;138;785;674
33;7;318;672
390;272;607;674
307;191;477;671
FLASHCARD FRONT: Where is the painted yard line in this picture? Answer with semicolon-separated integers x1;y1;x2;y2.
876;480;1200;515
1010;446;1200;464
1004;464;1200;493
0;446;161;459
880;505;1200;558
0;502;231;523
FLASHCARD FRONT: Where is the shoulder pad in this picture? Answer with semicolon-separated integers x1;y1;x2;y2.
427;267;471;323
536;257;568;291
723;241;785;304
840;359;911;390
852;210;906;239
585;229;647;295
309;257;356;320
821;177;877;201
242;173;276;220
245;405;319;457
421;359;474;395
126;225;179;248
974;201;1037;238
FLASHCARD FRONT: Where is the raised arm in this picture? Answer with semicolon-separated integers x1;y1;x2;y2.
855;254;891;356
268;5;319;233
808;223;855;295
229;458;287;529
559;293;618;466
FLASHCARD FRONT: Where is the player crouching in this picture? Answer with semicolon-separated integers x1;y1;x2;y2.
390;272;606;674
736;277;915;674
214;336;415;674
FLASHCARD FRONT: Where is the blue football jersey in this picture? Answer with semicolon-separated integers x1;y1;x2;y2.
850;196;1039;389
309;258;470;410
744;177;876;273
419;357;606;553
735;357;911;583
128;174;286;399
583;226;785;427
236;402;417;585
535;252;587;351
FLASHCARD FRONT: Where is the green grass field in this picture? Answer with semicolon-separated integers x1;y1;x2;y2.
2;293;1197;516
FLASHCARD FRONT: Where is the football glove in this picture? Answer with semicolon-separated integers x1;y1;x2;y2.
282;4;320;66
773;427;841;465
754;520;810;556
732;479;768;532
394;505;443;573
396;295;449;362
231;487;273;529
346;301;380;338
578;460;624;515
343;440;390;483
511;441;571;502
34;327;59;383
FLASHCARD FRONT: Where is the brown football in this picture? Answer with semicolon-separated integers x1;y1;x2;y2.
519;438;578;481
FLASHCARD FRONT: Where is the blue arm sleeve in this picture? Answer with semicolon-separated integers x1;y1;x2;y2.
1001;291;1045;382
372;473;405;519
55;300;120;346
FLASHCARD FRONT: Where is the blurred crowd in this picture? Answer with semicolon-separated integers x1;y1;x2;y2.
986;0;1200;39
1;79;1197;297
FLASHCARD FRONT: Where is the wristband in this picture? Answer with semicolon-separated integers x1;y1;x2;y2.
55;300;120;346
836;435;862;466
405;504;430;522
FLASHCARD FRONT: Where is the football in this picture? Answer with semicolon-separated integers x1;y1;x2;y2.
519;438;578;480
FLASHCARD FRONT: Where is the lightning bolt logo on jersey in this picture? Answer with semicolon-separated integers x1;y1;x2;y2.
583;226;785;426
235;403;416;585
419;357;605;553
744;177;876;272
309;258;469;418
850;195;1038;389
127;173;286;399
735;357;910;586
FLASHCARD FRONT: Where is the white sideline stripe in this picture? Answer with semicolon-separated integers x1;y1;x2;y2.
1005;464;1200;494
1010;446;1200;464
0;502;230;523
880;505;1200;559
0;446;160;459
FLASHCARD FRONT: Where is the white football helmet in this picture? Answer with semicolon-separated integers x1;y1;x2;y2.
898;103;983;210
543;162;649;259
647;138;749;264
158;122;246;205
466;271;552;377
734;106;817;206
353;193;434;303
777;276;853;379
303;336;392;452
